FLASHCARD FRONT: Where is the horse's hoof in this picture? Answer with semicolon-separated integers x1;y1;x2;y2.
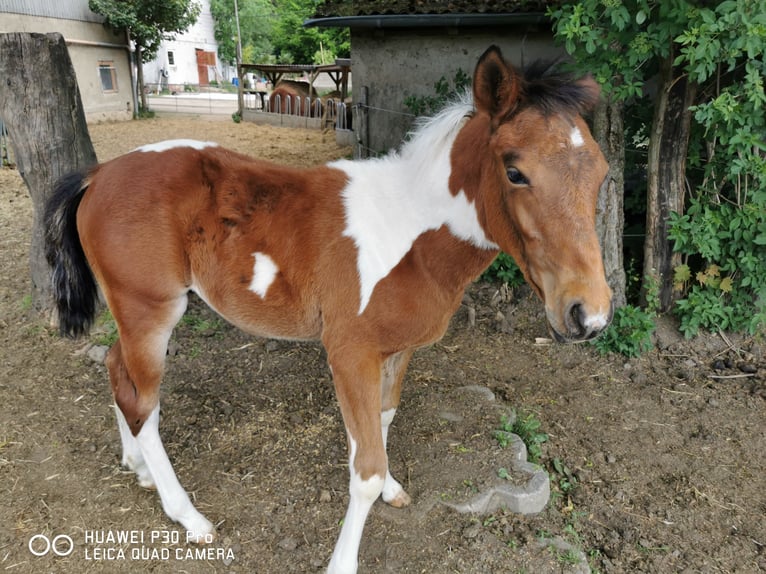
384;489;412;508
183;515;216;544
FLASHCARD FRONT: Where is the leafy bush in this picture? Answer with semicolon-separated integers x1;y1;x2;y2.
404;69;471;117
591;304;655;357
669;197;766;337
494;411;548;464
668;1;766;337
481;252;525;287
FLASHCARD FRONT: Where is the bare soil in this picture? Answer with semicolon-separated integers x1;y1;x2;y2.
1;116;765;574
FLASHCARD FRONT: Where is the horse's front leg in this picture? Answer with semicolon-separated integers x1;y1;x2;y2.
326;348;387;574
380;349;414;508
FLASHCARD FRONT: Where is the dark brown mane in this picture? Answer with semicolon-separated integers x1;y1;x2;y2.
518;61;600;116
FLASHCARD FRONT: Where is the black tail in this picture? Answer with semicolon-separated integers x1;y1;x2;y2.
44;171;98;337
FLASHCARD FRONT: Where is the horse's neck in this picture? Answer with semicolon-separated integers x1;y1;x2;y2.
332;153;498;312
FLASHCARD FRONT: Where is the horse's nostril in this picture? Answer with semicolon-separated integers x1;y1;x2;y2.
567;302;585;332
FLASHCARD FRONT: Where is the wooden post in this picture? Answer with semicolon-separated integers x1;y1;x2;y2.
357;86;369;159
593;98;627;308
0;32;97;311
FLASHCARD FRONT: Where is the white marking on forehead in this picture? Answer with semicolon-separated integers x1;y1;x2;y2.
570;126;585;148
249;252;278;298
334;158;498;315
134;139;218;153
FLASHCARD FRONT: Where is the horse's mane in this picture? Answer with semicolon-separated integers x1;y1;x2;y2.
399;91;473;163
518;60;599;116
397;61;596;162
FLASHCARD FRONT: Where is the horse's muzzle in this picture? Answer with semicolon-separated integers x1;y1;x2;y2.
549;300;614;343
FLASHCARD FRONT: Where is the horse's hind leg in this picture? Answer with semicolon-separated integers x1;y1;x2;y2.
105;293;215;541
380;349;414;508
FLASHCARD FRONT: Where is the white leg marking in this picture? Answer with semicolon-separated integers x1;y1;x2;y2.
115;405;155;489
570;126;585;148
327;436;384;574
136;404;215;542
248;252;278;298
379;408;408;505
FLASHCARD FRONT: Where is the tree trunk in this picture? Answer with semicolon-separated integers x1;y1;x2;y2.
0;32;97;312
137;44;148;112
592;97;627;308
643;55;697;311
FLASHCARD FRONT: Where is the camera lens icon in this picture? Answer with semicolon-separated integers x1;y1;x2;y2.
28;534;74;557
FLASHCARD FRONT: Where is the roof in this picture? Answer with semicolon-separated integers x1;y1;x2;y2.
306;0;550;28
313;0;550;17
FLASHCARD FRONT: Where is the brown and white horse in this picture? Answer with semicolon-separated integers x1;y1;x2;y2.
44;46;612;573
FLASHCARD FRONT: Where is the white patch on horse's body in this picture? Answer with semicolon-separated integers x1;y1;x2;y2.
135;139;218;153
334;94;498;314
135;404;215;541
328;435;385;574
249;252;278;298
570;126;585;148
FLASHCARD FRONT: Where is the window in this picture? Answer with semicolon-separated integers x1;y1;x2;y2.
98;61;118;92
167;50;175;67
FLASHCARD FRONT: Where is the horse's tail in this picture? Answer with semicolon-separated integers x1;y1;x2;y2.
44;170;98;338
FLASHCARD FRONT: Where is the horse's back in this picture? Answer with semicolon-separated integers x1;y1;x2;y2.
76;142;349;339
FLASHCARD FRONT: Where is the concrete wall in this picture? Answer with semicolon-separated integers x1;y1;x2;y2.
0;13;134;122
350;27;564;157
0;13;133;122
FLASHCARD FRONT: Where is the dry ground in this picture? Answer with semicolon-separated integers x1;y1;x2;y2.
1;116;765;574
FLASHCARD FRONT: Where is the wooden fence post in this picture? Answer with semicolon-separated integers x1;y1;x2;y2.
0;32;97;313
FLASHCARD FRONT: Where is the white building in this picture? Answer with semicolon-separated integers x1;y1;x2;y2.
142;0;223;92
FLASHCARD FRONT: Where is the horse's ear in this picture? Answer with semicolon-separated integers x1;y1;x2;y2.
574;74;602;113
473;46;519;125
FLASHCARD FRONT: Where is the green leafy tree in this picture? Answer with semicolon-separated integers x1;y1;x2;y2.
210;0;274;65
550;0;766;336
668;0;766;336
270;0;348;64
89;0;201;110
549;0;698;313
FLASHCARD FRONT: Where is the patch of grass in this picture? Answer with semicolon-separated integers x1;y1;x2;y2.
494;411;549;464
92;310;118;347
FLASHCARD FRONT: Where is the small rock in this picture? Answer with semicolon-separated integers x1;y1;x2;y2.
319;489;332;503
462;523;481;539
277;536;298;551
711;359;726;371
707;397;719;407
87;345;109;364
265;340;280;352
606;453;617;464
739;363;757;374
167;341;180;356
439;411;463;423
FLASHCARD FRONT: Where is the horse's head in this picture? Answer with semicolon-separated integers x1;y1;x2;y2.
454;46;613;343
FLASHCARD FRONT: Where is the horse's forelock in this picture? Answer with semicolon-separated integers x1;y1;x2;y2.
519;61;600;116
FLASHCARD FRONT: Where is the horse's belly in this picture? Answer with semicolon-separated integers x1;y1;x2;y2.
189;277;322;342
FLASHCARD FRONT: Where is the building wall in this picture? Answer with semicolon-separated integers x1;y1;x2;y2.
142;0;221;90
350;27;563;156
0;12;134;122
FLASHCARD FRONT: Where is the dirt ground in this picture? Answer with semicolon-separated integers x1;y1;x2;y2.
1;116;765;574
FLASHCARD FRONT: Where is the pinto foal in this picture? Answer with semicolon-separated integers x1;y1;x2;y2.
45;46;612;573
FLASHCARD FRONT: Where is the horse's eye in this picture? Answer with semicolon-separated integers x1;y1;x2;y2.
506;167;529;186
